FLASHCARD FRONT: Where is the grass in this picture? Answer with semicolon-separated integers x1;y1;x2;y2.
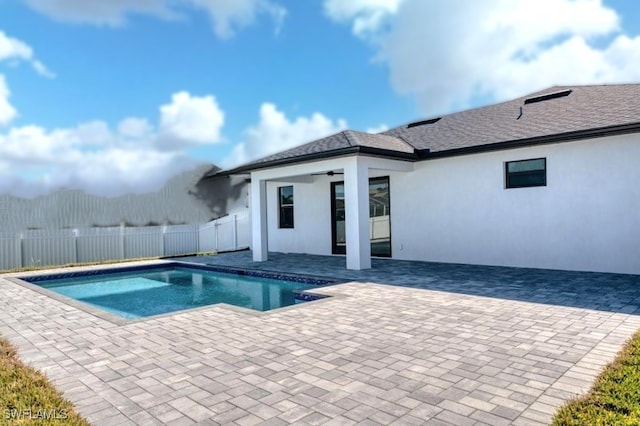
552;330;640;425
0;337;89;425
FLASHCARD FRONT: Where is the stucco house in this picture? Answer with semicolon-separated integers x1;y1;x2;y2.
221;84;640;275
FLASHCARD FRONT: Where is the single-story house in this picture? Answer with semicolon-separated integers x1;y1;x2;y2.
220;84;640;275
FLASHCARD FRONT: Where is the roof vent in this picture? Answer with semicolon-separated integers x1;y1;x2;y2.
524;89;572;105
407;117;441;128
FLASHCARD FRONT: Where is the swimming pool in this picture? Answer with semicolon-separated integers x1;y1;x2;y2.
23;263;332;319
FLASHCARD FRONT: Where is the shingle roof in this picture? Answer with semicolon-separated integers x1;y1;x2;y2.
247;131;353;166
345;130;415;153
223;130;415;174
221;83;640;174
384;84;640;154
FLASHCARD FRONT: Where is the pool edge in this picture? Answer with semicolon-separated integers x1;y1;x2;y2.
3;259;349;326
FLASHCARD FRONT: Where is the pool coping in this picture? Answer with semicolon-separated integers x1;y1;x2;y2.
4;260;349;326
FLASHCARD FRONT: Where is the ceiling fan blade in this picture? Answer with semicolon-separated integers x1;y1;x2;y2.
310;171;345;176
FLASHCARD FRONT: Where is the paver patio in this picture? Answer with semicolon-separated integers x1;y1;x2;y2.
1;251;639;425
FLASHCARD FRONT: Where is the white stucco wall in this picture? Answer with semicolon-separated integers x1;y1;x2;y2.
256;133;640;275
390;133;640;274
265;177;334;255
263;170;394;257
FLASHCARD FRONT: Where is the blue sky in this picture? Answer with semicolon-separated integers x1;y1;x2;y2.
0;0;639;197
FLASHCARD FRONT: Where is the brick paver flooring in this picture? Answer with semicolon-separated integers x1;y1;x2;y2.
1;252;639;425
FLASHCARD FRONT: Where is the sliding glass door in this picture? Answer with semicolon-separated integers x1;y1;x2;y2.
331;177;391;257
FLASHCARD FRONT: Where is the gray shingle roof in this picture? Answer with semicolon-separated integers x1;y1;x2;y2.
346;130;415;153
223;84;640;174
225;130;415;173
385;84;640;154
247;131;351;167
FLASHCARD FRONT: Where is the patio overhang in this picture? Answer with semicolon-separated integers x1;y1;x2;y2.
249;155;413;270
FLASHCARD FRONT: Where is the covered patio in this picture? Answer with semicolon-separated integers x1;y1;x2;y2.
250;155;413;270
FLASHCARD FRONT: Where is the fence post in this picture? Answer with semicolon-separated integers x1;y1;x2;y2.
195;223;200;254
233;214;238;251
119;222;125;260
214;220;219;252
19;232;24;268
73;229;79;263
161;225;166;257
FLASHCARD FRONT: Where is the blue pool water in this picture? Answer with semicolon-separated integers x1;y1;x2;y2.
26;264;330;319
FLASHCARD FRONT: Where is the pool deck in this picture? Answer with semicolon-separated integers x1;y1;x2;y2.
0;251;639;425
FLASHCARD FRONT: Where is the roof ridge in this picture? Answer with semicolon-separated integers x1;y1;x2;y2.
342;129;358;147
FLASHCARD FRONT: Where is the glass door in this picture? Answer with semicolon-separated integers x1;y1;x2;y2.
331;182;346;255
369;177;391;257
331;177;391;257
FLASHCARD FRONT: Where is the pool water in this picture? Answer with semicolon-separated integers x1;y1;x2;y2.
28;265;328;319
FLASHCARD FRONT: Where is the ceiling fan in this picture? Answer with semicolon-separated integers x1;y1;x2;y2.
311;171;344;176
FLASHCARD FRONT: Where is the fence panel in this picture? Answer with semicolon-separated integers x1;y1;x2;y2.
198;222;218;253
21;229;76;268
164;224;199;256
76;227;122;263
216;218;236;252
123;227;164;259
370;215;390;241
0;208;250;270
236;213;251;249
0;237;21;270
197;211;250;253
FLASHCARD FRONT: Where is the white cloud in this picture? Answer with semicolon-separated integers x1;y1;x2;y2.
32;60;56;79
0;91;225;197
117;117;153;140
0;125;79;164
191;0;287;38
224;103;347;168
43;149;197;197
0;30;54;78
365;123;389;133
157;91;225;150
0;31;54;127
24;0;286;38
324;0;400;38
0;120;199;197
0;92;347;194
324;0;640;114
0;75;17;126
23;0;179;26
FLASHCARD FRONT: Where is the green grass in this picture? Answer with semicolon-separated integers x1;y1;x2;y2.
0;337;89;425
552;330;640;425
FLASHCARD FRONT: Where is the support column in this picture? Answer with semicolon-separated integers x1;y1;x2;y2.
344;157;371;270
251;176;268;262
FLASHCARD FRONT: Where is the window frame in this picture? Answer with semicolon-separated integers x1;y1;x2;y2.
278;185;294;229
505;158;547;189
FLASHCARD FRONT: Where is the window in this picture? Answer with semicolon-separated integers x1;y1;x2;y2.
278;186;294;228
505;158;546;188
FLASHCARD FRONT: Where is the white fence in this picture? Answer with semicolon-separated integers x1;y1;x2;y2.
0;210;250;270
335;215;391;243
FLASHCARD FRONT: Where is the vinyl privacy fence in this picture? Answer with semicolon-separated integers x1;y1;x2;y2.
0;210;250;270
